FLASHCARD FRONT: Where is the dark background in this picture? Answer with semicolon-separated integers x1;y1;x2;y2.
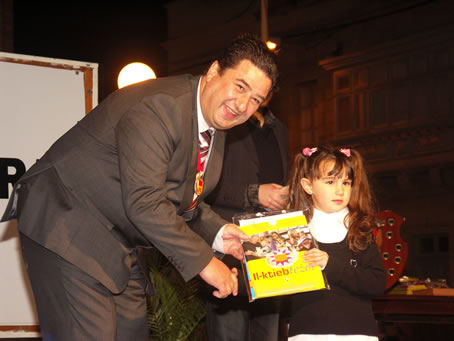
13;1;170;100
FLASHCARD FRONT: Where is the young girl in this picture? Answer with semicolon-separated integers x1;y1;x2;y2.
286;145;387;340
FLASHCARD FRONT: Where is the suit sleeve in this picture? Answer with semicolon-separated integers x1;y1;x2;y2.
187;201;228;245
115;94;213;281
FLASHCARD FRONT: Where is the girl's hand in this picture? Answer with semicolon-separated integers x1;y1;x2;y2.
302;248;329;269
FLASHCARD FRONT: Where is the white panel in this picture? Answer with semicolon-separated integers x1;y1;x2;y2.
0;53;97;331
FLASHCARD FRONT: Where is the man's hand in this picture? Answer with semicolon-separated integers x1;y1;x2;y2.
200;257;239;298
222;224;249;260
258;183;289;211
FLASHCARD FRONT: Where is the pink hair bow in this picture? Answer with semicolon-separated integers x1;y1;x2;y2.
302;147;317;157
339;148;351;157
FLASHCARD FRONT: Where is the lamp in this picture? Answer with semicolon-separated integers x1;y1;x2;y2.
117;62;156;89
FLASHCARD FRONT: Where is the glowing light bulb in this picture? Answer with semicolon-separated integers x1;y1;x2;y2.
117;62;156;89
266;41;277;50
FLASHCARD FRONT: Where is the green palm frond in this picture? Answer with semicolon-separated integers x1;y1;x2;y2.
146;249;206;341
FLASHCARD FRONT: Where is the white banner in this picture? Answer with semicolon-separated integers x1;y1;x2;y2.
0;52;97;334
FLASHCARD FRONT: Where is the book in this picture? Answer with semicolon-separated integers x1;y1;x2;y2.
387;284;428;295
233;210;329;302
412;288;454;296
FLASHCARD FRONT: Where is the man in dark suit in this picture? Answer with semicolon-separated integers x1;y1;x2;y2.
1;34;279;340
204;105;289;341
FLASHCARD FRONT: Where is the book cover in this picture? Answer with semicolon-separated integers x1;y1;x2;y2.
233;210;329;302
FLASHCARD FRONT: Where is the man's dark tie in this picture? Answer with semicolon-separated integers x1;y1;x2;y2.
199;129;212;163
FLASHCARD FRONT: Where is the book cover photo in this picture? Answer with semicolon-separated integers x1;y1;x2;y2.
233;210;329;302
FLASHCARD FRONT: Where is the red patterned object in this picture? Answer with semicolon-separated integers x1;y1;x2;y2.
374;210;408;291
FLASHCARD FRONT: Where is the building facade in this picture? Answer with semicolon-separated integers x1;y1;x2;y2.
164;0;454;288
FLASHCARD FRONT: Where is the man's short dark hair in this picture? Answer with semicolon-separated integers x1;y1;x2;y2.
216;33;279;96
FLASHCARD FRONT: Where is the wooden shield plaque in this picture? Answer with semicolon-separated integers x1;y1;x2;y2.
374;210;408;291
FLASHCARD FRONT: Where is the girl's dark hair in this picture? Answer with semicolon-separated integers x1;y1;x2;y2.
216;33;279;96
287;144;377;252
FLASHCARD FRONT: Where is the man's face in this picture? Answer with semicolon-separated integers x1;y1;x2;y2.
200;59;272;130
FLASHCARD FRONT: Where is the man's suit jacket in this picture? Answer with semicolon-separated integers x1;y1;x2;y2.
2;74;227;294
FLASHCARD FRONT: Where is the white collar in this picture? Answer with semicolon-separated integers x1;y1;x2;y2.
309;207;349;243
197;78;214;134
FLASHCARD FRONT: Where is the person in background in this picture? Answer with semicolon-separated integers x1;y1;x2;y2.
1;33;279;341
204;101;289;341
286;145;387;340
